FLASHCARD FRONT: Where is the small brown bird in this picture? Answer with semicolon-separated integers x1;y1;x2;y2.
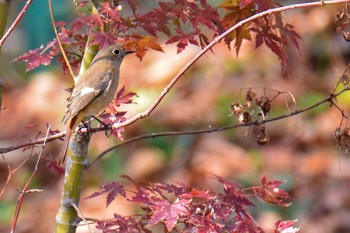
58;45;133;166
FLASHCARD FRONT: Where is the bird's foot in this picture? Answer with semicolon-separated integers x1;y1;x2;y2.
91;116;112;138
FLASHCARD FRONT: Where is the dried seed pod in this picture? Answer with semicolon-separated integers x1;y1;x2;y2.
246;89;256;107
335;127;350;155
256;96;271;115
257;125;270;145
230;103;245;115
238;111;252;123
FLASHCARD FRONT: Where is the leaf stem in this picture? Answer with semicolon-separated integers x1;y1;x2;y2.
48;0;75;78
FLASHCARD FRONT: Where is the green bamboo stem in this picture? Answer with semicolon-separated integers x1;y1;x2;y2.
55;6;99;233
55;131;91;233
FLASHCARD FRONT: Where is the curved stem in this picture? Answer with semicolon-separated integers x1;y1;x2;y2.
48;0;75;78
115;0;350;129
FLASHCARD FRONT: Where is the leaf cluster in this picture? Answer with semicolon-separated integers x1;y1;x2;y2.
15;0;301;74
88;175;298;233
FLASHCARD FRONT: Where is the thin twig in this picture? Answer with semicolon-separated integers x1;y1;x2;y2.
10;125;50;233
0;162;12;197
0;131;65;153
0;149;37;197
0;0;34;47
48;0;75;78
71;203;94;233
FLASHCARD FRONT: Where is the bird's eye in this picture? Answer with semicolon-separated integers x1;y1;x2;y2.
112;49;121;55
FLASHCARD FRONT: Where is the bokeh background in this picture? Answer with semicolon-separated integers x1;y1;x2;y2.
1;1;350;232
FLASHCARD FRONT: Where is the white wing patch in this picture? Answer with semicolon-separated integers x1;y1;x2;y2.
80;86;96;96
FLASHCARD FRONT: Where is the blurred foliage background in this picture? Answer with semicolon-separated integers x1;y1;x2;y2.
1;1;350;233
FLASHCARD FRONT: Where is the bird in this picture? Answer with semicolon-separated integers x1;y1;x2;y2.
58;45;134;166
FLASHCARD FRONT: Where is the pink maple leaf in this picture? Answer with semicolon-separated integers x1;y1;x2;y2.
275;219;300;233
166;29;199;53
14;45;52;71
148;198;190;231
253;175;292;207
86;181;126;207
113;86;138;107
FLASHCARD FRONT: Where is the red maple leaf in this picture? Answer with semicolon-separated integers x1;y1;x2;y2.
86;181;126;207
188;215;224;233
275;219;300;233
148;198;190;231
279;22;302;54
219;2;254;54
252;175;292;207
91;31;117;49
14;45;52;71
166;29;199;53
251;25;282;58
112;86;138;107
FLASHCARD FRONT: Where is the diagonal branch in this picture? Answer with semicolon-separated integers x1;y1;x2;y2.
0;0;33;47
85;87;350;169
114;0;350;129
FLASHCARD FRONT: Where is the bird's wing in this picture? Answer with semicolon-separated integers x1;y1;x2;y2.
62;69;113;123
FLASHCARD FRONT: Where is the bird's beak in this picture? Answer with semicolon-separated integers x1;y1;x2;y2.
125;50;135;55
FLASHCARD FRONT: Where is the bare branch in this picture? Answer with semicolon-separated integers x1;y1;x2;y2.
10;125;50;232
0;0;34;47
86;87;350;169
0;131;65;154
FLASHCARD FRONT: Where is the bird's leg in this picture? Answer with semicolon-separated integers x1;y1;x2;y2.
77;120;90;135
91;116;112;138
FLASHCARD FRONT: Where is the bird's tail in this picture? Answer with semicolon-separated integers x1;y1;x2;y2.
58;128;73;166
58;117;78;166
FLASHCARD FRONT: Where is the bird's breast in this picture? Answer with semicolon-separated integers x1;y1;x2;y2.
81;70;120;116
